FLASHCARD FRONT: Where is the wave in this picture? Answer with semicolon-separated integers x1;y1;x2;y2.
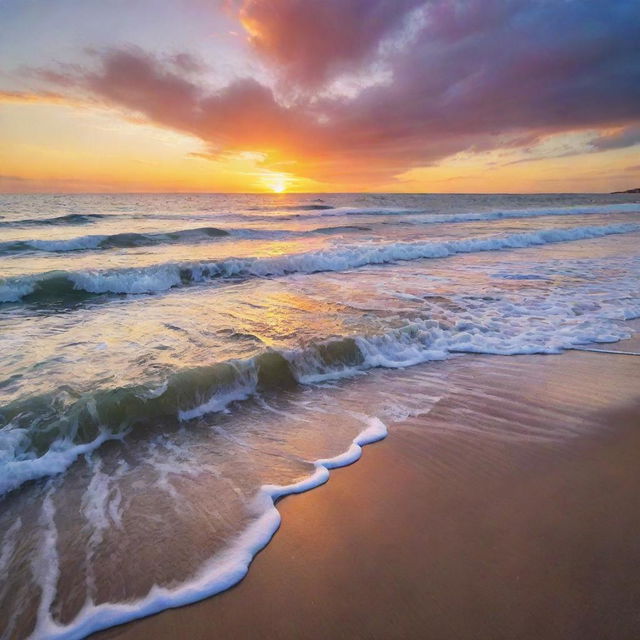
0;226;230;255
311;225;372;234
241;206;420;221
1;222;637;304
0;337;381;496
232;201;640;224
3;269;639;499
0;224;373;256
3;202;636;230
326;202;640;220
247;204;335;212
0;213;107;227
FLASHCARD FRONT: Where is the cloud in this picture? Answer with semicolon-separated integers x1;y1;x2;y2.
26;0;640;185
0;90;82;106
591;126;640;151
238;0;424;88
169;52;206;74
332;0;640;137
76;48;320;158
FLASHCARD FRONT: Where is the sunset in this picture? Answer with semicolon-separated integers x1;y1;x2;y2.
1;2;640;640
1;0;639;193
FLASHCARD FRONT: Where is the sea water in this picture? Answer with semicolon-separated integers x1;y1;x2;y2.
0;192;639;638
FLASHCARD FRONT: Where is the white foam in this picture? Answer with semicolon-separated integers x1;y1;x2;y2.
82;457;126;546
70;266;183;295
178;384;254;421
32;491;61;640
0;280;36;303
60;222;640;287
28;417;387;640
0;431;112;496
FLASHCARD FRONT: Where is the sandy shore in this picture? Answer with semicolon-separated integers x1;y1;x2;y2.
97;342;640;640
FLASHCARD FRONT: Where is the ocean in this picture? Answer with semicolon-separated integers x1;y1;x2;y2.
1;192;639;639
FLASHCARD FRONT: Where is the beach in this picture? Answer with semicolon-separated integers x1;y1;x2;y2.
3;1;640;636
1;193;639;639
96;336;640;640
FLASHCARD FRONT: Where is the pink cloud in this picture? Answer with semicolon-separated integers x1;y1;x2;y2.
239;0;424;88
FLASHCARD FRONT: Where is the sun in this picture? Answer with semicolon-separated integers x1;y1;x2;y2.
262;173;288;193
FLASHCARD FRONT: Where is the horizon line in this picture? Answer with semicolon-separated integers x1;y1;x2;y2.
0;190;634;197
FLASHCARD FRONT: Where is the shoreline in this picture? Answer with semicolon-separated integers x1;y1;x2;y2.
95;337;640;640
35;420;388;640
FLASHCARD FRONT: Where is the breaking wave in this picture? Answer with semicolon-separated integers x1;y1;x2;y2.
1;222;637;304
0;336;393;496
2;269;638;499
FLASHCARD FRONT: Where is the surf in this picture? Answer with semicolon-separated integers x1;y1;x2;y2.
1;222;637;305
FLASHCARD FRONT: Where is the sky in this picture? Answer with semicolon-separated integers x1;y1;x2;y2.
0;0;639;194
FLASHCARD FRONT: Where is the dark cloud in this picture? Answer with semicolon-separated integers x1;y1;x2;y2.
591;126;640;151
324;0;640;140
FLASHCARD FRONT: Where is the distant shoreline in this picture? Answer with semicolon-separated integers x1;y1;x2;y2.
611;187;640;194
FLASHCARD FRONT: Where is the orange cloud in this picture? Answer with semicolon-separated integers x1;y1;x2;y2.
0;90;71;105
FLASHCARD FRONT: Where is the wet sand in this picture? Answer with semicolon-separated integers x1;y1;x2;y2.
98;343;640;640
